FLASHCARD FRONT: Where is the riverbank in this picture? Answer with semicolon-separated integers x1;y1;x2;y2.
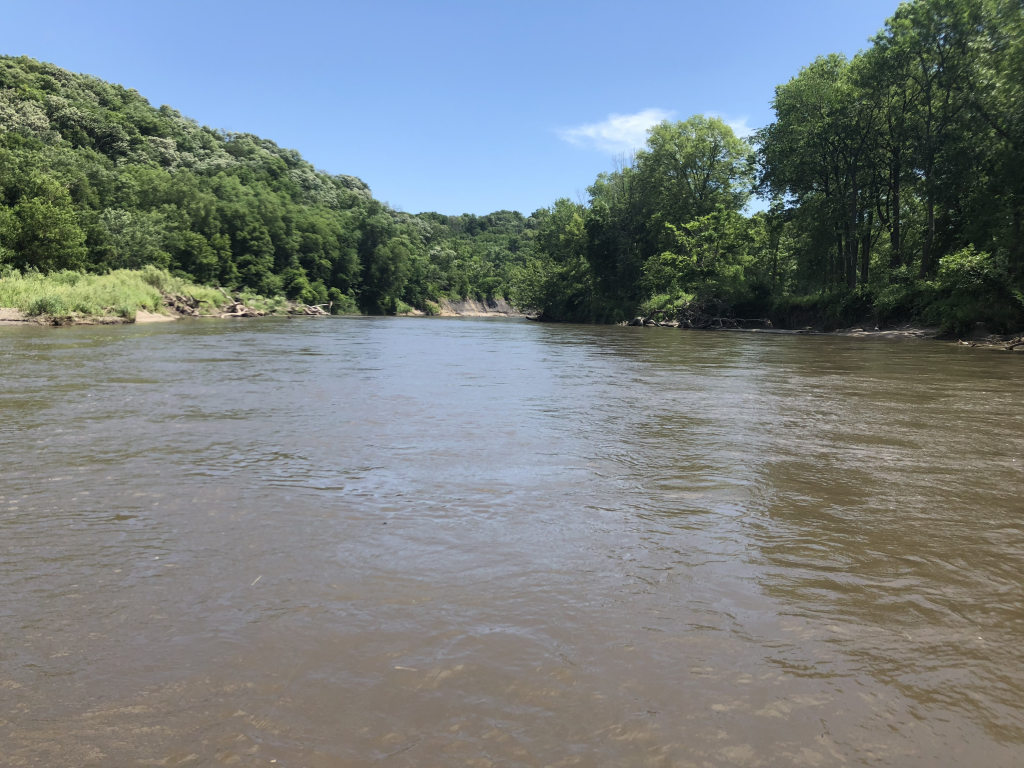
0;267;334;326
438;296;526;317
0;299;331;326
395;296;529;318
620;318;1024;352
0;267;538;326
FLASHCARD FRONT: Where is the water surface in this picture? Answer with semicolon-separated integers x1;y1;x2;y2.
1;318;1022;767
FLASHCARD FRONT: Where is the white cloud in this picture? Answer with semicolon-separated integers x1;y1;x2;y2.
558;108;673;154
708;113;754;138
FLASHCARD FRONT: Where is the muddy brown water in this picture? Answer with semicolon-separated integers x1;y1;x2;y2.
1;317;1022;767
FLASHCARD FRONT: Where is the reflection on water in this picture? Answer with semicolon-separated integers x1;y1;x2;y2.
1;317;1022;766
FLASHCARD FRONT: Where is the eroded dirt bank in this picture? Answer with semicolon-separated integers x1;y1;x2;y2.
437;297;527;317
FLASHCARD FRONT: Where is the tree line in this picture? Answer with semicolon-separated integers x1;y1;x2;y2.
0;54;532;314
516;0;1024;332
2;0;1022;332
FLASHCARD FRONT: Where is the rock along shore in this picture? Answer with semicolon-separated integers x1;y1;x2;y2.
621;315;1024;352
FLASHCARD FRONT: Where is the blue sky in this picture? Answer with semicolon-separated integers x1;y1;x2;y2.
3;0;901;215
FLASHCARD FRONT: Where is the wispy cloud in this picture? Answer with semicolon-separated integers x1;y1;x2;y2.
558;108;673;153
708;113;755;138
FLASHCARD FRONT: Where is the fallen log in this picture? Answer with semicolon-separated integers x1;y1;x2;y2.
219;297;266;318
160;290;203;316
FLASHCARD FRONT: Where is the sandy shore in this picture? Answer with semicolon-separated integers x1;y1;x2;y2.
0;306;212;326
0;306;289;325
134;310;177;323
0;307;135;326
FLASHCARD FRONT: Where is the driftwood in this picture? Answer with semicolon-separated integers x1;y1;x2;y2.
1004;336;1024;351
625;300;771;330
164;286;334;319
214;286;274;317
288;301;332;316
160;291;204;317
209;286;263;317
677;300;772;330
220;300;267;318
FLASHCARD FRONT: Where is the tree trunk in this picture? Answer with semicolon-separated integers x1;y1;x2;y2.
1012;194;1023;280
770;227;780;300
920;195;935;278
849;200;859;290
834;233;844;290
861;206;873;286
890;153;901;269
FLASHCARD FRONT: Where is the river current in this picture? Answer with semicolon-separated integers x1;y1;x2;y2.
1;317;1022;767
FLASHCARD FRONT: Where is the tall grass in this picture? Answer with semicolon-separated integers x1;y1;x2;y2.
0;266;230;320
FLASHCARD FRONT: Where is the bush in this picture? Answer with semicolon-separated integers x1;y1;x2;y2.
0;267;228;318
139;264;175;292
922;248;1024;334
639;290;695;317
936;247;1001;293
327;288;358;314
27;294;70;316
873;282;924;324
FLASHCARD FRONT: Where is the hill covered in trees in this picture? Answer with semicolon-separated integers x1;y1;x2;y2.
0;54;534;315
1;0;1022;332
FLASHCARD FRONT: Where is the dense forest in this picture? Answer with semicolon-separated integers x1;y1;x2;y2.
517;0;1024;332
1;0;1022;332
0;54;533;315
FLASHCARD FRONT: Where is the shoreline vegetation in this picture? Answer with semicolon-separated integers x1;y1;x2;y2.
1;0;1022;338
0;266;527;325
2;264;1019;353
0;266;329;325
512;0;1024;336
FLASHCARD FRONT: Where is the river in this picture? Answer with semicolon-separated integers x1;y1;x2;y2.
1;317;1022;767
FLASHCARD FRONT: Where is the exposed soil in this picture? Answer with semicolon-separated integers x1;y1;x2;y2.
437;297;527;317
0;308;131;326
134;310;177;323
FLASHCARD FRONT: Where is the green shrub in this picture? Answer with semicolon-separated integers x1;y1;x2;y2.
0;267;232;319
139;265;175;292
327;288;359;314
47;270;85;287
873;282;924;324
922;248;1024;334
27;294;70;316
936;247;1001;293
639;290;695;317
